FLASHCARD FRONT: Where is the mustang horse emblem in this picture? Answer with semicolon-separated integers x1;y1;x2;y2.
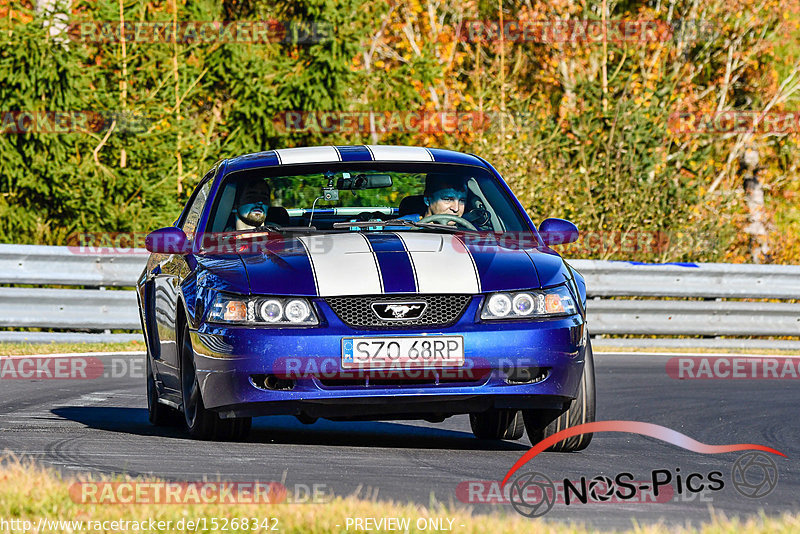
386;304;421;318
373;303;425;319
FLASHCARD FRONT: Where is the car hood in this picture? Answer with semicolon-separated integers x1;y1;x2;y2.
232;232;570;297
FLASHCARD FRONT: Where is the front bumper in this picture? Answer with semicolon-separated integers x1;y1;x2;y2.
190;296;587;419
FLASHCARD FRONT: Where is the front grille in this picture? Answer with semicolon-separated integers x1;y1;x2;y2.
325;294;473;328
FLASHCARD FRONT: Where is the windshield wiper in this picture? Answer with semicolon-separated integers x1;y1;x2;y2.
332;219;415;229
239;226;320;234
410;221;480;233
332;219;479;233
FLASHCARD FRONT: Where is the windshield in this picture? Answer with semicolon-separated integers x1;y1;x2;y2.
206;162;530;234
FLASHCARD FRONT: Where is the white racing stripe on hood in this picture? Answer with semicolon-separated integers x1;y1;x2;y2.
298;233;382;296
395;233;481;294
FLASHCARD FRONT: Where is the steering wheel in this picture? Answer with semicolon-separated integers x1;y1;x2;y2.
418;213;478;231
464;207;491;228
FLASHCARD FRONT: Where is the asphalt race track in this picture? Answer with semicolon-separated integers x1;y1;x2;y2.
0;351;797;529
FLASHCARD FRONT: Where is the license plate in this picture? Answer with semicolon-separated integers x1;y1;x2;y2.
341;336;464;369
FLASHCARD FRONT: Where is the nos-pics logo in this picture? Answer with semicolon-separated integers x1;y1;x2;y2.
501;421;783;518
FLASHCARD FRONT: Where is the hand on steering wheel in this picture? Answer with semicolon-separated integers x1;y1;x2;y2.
418;213;478;231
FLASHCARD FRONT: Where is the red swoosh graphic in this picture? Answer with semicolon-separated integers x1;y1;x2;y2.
501;420;786;486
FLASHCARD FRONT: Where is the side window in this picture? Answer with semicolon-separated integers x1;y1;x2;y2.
181;179;214;241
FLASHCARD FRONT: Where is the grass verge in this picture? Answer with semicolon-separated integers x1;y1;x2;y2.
0;340;145;356
0;456;798;533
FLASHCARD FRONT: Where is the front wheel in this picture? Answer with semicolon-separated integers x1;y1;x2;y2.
180;322;252;441
469;409;525;440
523;340;596;452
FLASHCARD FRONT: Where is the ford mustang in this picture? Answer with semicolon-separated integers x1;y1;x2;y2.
138;145;594;448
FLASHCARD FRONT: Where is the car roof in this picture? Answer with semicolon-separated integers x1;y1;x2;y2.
223;145;488;174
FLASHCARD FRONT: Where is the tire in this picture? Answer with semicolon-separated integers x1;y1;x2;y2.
523;340;596;452
469;409;525;440
179;322;252;441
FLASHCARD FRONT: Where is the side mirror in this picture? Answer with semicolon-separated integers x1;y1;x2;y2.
145;227;190;254
538;218;579;246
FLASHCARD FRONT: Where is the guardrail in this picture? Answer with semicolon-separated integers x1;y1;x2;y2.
0;244;145;287
0;245;798;349
568;260;800;300
571;259;800;349
0;245;144;343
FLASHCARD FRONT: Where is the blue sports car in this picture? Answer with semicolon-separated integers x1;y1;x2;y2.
138;145;594;448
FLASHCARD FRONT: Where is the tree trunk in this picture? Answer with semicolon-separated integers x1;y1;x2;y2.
740;147;772;264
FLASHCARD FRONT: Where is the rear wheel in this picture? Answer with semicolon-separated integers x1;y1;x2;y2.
523;340;596;452
469;409;525;440
179;322;252;441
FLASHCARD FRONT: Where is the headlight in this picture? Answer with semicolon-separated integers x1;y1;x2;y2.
207;293;319;326
284;299;311;323
259;300;283;323
481;285;577;320
487;293;512;316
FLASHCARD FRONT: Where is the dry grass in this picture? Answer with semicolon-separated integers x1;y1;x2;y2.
0;456;798;533
0;340;145;356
